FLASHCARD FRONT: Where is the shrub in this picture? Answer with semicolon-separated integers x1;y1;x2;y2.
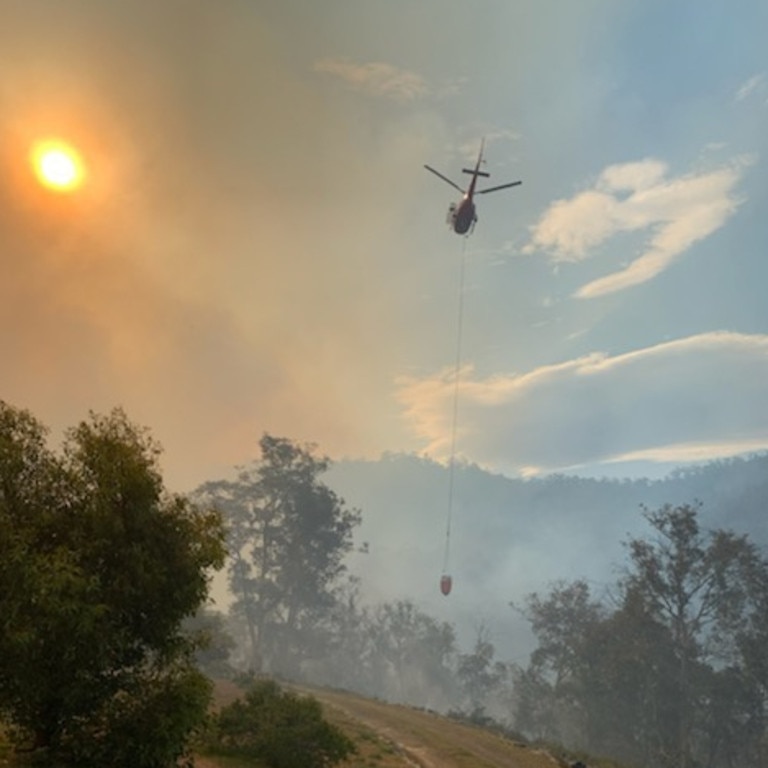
212;679;354;768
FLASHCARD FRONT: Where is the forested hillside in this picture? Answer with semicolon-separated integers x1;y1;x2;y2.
196;444;768;768
327;453;768;655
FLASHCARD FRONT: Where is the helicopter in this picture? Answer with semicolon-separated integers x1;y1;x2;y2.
424;139;522;235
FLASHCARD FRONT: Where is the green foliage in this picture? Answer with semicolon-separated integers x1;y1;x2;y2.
523;580;605;691
367;600;458;705
457;628;508;715
0;401;226;765
184;609;237;678
196;434;362;675
211;679;354;768
519;502;768;768
66;663;213;768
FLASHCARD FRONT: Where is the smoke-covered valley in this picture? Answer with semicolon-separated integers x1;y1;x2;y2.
197;444;768;767
326;452;768;660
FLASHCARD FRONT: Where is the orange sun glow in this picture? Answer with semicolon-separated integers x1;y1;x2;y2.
30;139;86;193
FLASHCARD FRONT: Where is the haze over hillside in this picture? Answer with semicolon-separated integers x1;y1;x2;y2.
326;452;768;658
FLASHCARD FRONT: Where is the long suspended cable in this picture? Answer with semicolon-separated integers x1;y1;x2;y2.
441;236;468;593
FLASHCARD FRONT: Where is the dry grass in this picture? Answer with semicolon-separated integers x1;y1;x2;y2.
285;684;566;768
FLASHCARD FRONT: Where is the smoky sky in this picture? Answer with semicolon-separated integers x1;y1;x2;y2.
2;0;767;489
0;1;452;488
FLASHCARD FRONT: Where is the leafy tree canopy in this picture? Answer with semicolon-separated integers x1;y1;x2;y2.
0;401;225;766
196;434;361;675
518;502;768;768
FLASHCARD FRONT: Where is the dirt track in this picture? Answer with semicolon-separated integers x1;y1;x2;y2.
302;686;564;768
208;680;566;768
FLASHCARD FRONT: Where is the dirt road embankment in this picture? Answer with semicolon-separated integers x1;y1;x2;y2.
208;679;566;768
301;685;564;768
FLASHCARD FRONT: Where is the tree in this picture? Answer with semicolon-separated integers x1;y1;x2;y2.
196;434;361;676
184;608;237;679
292;577;375;692
509;664;559;742
367;600;457;706
516;578;679;757
456;625;506;716
624;503;761;768
577;585;680;764
516;504;768;768
516;580;604;747
0;402;225;766
733;554;768;767
522;580;604;693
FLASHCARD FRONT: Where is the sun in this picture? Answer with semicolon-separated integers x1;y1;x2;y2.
30;139;86;193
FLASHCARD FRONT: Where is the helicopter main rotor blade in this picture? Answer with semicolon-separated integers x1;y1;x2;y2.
424;165;465;195
477;180;522;194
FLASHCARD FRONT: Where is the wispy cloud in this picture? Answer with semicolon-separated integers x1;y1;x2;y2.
735;72;767;102
524;157;748;298
608;439;768;466
455;128;521;163
435;76;468;100
396;332;768;475
313;57;428;101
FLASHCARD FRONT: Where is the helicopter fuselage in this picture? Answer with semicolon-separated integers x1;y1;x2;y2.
448;196;476;235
